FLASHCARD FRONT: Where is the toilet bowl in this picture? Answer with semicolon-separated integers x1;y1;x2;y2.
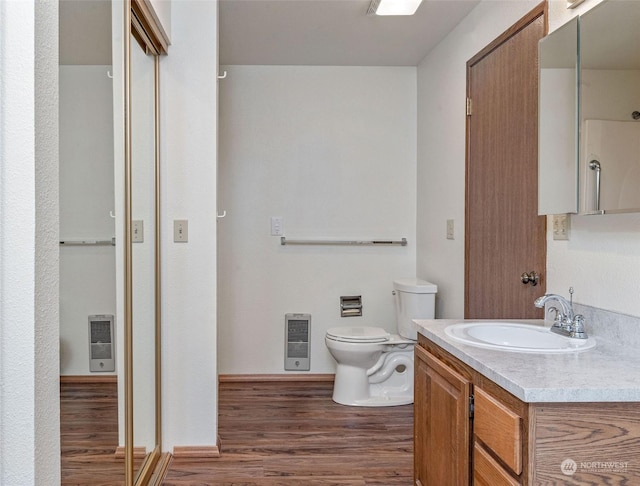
325;278;438;407
325;328;415;406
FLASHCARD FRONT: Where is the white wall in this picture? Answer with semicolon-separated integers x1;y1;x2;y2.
0;0;60;484
34;0;61;480
218;65;417;374
160;0;219;450
59;66;116;376
417;0;640;319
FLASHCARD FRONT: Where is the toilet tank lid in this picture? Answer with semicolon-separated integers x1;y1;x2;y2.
393;278;438;294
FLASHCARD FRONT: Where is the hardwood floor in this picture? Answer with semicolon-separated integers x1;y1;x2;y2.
61;379;414;485
60;379;126;486
164;381;413;485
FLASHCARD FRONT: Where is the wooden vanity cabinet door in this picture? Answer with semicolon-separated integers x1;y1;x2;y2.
474;387;522;475
474;443;520;486
415;346;472;486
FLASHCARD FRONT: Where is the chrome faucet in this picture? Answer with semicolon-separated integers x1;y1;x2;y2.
534;287;588;339
534;293;574;321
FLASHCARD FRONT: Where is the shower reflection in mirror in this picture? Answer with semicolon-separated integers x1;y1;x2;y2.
579;0;640;214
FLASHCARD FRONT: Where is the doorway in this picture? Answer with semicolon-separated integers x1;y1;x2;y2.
465;3;547;319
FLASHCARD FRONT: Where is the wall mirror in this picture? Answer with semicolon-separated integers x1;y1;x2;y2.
538;17;579;215
58;0;167;483
59;0;118;482
579;0;640;214
124;0;168;484
539;0;640;216
130;20;160;483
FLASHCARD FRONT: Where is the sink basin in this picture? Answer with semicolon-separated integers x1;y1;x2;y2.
444;322;596;353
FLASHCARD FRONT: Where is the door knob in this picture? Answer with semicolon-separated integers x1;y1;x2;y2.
521;271;540;286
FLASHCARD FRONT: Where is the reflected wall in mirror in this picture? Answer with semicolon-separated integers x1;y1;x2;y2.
59;0;120;482
579;0;640;214
131;29;158;475
538;17;578;215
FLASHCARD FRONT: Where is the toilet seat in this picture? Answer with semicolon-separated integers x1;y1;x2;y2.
326;326;390;343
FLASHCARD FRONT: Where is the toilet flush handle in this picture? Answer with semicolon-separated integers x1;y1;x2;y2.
392;290;396;296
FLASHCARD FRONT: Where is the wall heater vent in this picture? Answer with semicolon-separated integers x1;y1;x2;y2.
284;313;311;371
88;314;115;372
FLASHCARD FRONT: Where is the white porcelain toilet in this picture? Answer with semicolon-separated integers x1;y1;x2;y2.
325;278;437;407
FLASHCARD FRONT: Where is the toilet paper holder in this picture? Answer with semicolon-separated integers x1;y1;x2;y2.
340;296;362;317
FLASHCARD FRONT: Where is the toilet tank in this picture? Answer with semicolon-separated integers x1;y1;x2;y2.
393;278;438;340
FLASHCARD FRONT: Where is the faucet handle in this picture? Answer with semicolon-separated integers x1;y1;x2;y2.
569;286;574;307
571;314;588;339
547;306;563;327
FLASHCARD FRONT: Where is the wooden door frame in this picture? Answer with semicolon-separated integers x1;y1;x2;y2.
464;1;548;318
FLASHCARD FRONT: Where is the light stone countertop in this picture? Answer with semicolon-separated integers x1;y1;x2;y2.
414;318;640;403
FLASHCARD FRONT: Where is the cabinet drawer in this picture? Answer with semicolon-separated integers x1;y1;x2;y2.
474;387;522;475
474;443;519;486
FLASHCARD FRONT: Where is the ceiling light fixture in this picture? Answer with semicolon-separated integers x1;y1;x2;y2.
367;0;424;16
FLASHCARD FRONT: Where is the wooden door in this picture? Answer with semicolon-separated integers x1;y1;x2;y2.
414;346;471;486
465;4;547;319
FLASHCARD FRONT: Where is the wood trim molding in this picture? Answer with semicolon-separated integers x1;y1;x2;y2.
219;373;335;383
115;446;148;459
172;445;221;459
135;446;161;486
60;375;117;384
148;452;173;486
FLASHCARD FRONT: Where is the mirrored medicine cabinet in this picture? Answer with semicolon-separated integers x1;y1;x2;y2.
538;0;640;216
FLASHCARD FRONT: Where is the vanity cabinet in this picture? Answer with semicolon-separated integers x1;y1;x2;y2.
473;388;522;486
414;345;470;485
415;334;640;485
414;342;527;485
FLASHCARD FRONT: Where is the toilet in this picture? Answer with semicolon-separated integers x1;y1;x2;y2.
325;278;438;407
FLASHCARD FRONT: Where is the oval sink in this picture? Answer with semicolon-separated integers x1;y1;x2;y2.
444;322;596;353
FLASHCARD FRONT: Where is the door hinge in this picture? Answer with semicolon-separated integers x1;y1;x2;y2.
466;97;472;116
469;395;475;419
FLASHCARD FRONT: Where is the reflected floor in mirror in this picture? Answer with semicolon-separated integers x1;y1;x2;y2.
165;381;413;485
60;379;143;486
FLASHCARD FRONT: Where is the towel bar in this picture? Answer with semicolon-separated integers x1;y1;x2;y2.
280;237;407;246
60;238;116;246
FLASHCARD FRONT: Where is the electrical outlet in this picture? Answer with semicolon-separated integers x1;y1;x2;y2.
174;220;188;242
446;219;455;240
132;220;144;243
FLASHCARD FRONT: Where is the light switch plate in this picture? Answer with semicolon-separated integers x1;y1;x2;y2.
174;220;188;242
271;216;284;236
446;219;455;240
132;220;144;243
553;214;570;240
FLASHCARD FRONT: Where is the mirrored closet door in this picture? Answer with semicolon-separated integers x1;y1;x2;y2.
123;0;169;484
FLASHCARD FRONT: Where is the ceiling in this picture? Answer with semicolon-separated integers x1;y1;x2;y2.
59;0;112;65
219;0;480;66
59;0;480;67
